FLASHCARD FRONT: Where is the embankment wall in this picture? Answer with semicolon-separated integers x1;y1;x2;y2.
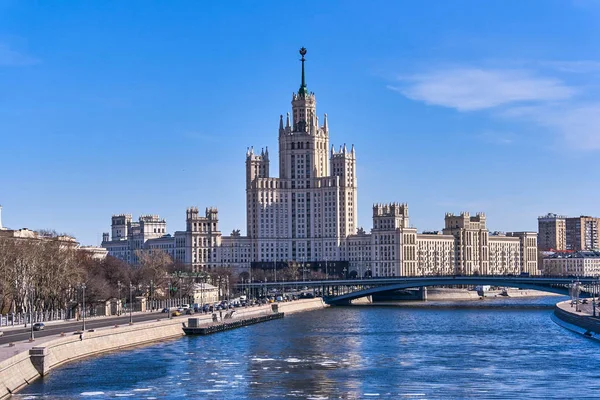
0;298;327;399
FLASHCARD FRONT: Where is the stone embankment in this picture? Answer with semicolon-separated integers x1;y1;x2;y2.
0;298;327;399
427;288;559;301
553;300;600;340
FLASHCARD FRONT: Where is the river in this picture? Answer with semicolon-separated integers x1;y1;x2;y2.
17;296;600;399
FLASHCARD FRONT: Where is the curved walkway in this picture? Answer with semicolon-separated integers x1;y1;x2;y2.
553;299;600;340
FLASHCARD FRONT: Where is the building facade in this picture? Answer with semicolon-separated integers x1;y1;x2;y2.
542;251;600;276
245;47;357;266
538;213;599;252
538;213;567;251
101;48;537;278
566;216;600;251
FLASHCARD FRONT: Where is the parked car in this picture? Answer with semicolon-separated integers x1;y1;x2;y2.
276;296;284;302
185;309;194;315
161;307;170;313
171;310;181;317
181;304;190;310
33;322;45;331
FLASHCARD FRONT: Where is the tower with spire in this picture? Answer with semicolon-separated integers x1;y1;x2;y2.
246;47;358;265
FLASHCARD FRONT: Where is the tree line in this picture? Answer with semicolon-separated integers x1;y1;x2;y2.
0;236;235;314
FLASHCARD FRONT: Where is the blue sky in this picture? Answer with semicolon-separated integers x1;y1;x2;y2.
1;0;600;245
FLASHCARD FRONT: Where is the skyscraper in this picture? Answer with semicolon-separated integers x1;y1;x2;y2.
246;47;357;264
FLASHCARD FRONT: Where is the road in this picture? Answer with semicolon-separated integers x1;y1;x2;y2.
0;311;173;345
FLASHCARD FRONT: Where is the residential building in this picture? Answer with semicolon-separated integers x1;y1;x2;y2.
542;251;600;276
538;213;567;251
566;216;600;251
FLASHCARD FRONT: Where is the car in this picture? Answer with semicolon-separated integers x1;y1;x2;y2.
33;322;45;331
161;307;170;313
276;296;284;302
185;309;194;315
171;310;181;317
181;304;190;310
203;304;210;312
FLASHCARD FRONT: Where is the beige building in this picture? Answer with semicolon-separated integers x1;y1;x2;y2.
416;232;455;276
100;49;538;279
443;212;490;275
542;251;600;276
192;282;219;304
538;213;567;251
566;216;600;251
245;48;357;265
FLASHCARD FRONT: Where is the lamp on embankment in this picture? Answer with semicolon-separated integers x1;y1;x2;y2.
80;283;87;331
129;282;134;325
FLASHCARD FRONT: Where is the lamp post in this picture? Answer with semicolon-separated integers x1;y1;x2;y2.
149;280;153;311
117;280;122;316
80;283;87;331
129;282;133;324
29;285;34;341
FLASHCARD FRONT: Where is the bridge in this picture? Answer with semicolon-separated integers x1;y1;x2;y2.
241;275;599;306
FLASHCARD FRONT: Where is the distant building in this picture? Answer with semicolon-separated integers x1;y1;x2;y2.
0;206;80;249
542;251;600;276
100;48;537;278
101;214;168;265
538;213;599;252
538;213;567;251
192;282;218;304
442;213;538;276
79;246;109;260
566;216;600;251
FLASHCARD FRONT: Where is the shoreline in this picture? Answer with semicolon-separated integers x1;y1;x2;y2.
552;300;600;341
0;298;328;399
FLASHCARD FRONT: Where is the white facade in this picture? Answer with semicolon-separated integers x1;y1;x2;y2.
542;251;600;276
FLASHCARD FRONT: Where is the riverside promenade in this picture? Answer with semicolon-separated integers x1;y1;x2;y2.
553;299;600;340
0;298;327;399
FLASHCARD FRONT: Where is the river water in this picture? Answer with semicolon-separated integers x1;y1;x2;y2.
17;296;600;399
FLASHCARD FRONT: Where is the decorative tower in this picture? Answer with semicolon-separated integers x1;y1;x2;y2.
279;47;330;182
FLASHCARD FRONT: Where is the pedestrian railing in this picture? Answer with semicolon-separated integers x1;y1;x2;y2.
0;297;193;328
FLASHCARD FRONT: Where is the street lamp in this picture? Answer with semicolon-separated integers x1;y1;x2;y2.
117;280;122;316
29;285;34;341
148;280;153;311
80;283;87;331
129;282;134;324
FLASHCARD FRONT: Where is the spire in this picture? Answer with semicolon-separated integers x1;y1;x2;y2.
298;47;309;97
286;112;291;128
323;113;328;132
279;114;284;131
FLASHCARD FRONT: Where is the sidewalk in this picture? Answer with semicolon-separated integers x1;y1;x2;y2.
0;310;161;332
